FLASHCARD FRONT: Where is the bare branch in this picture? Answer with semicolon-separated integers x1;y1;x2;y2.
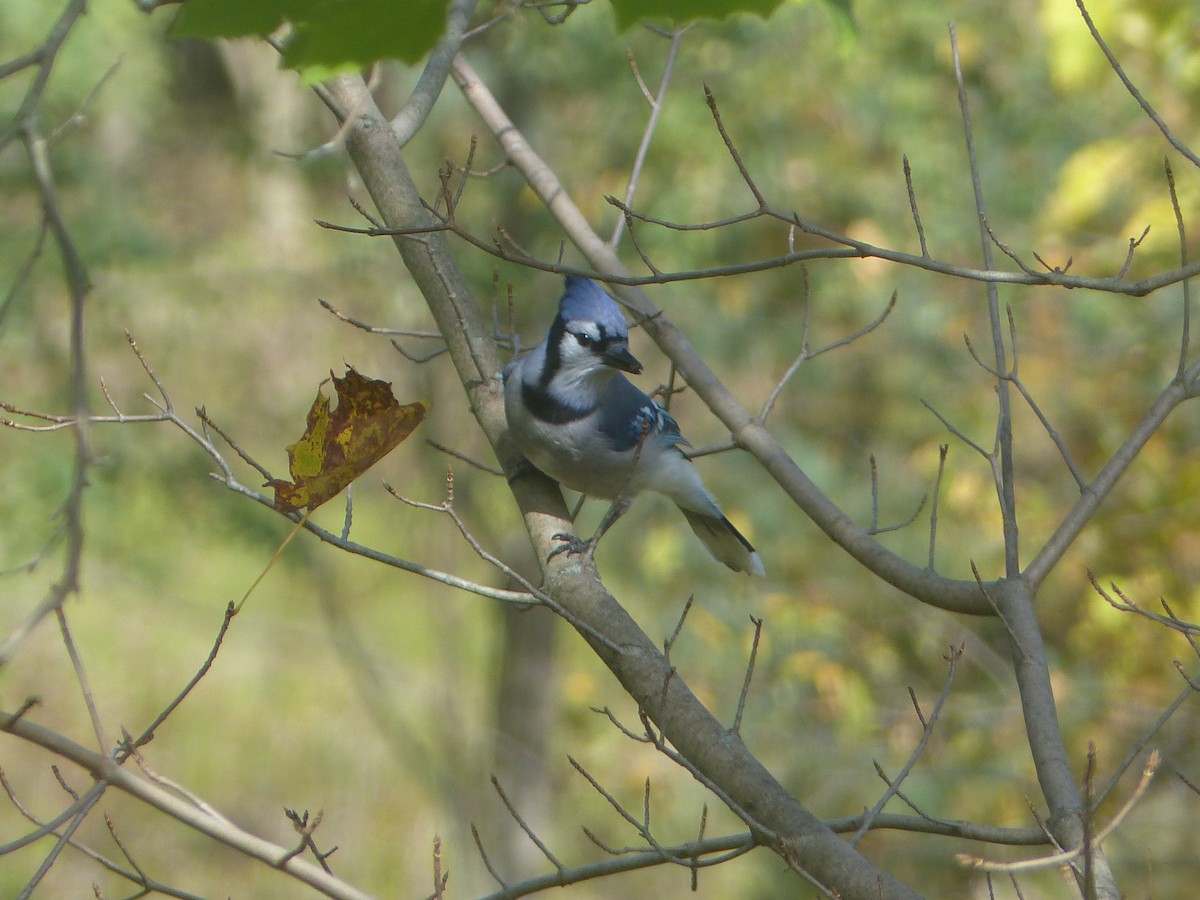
850;645;962;846
318;297;444;339
1;714;373;899
663;593;694;660
0;776;204;899
957;751;1159;874
865;453;928;537
390;0;477;145
1164;158;1192;378
1073;0;1200;168
118;602;238;759
730;615;763;736
427;834;448;900
922;399;992;462
386;477;624;653
610;28;688;249
1115;225;1150;280
490;775;564;872
425;437;504;475
566;757;695;866
621;208;662;276
982;216;1040;277
950;22;1019;580
478;831;757;900
761;289;896;424
472;823;508;890
902;155;929;257
55;606;108;754
927;444;948;570
965;309;1088;490
0;219;47;335
703;85;766;208
1088;573;1200;637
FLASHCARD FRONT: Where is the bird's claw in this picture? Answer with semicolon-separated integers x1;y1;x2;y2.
548;532;594;562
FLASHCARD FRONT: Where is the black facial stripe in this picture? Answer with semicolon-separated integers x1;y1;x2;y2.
540;315;568;386
574;326;624;355
543;314;626;385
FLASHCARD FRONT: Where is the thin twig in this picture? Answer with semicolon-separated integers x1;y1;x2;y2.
1088;572;1200;637
118;602;239;759
927;444;948;571
760;288;895;423
1073;0;1200;168
950;21;1019;578
972;562;1020;650
318;297;444;338
425;438;504;475
963;312;1087;489
922;399;992;461
55;606;108;754
386;478;623;653
566;757;691;865
1164;158;1191;379
730;616;763;736
850;645;962;846
703;85;765;208
610;28;687;248
490;775;564;872
315;206;1200;297
471;823;508;890
663;594;694;659
957;751;1159;873
902;155;929;257
1115;226;1150;280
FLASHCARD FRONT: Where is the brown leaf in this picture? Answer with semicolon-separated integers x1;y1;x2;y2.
268;367;426;513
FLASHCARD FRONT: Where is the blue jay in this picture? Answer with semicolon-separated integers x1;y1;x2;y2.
503;276;764;576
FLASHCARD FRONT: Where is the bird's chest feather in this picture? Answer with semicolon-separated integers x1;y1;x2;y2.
519;411;636;495
506;396;630;496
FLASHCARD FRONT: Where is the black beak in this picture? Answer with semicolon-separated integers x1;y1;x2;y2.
603;344;642;374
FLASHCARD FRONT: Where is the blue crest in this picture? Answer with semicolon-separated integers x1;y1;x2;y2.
558;276;629;339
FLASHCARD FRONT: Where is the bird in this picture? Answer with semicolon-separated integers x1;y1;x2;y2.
502;275;764;576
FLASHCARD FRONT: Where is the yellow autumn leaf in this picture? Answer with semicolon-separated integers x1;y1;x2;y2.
268;367;426;513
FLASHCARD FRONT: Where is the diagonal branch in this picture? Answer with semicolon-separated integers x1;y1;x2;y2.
950;22;1019;577
327;69;923;900
450;51;998;618
0;713;373;900
609;27;689;248
850;645;962;846
1073;0;1200;169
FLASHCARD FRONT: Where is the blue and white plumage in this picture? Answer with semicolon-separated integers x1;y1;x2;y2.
503;276;764;576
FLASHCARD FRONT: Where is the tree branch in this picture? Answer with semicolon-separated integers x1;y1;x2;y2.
450;51;998;617
324;70;923;900
0;714;373;900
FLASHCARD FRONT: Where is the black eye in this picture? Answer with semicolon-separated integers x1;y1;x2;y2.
573;332;594;348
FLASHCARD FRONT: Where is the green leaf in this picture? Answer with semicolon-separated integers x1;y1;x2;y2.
282;0;448;70
608;0;789;31
171;0;292;39
171;0;449;72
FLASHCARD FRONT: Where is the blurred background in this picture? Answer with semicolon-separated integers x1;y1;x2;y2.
2;0;1200;895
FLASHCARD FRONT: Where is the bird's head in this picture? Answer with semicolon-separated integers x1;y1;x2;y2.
554;276;643;377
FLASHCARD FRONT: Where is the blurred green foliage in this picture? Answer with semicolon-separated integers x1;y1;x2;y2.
2;0;1200;896
173;0;449;74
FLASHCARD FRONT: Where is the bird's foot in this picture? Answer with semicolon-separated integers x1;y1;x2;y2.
548;532;595;563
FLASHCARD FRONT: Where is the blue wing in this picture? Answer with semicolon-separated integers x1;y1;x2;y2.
597;375;690;453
